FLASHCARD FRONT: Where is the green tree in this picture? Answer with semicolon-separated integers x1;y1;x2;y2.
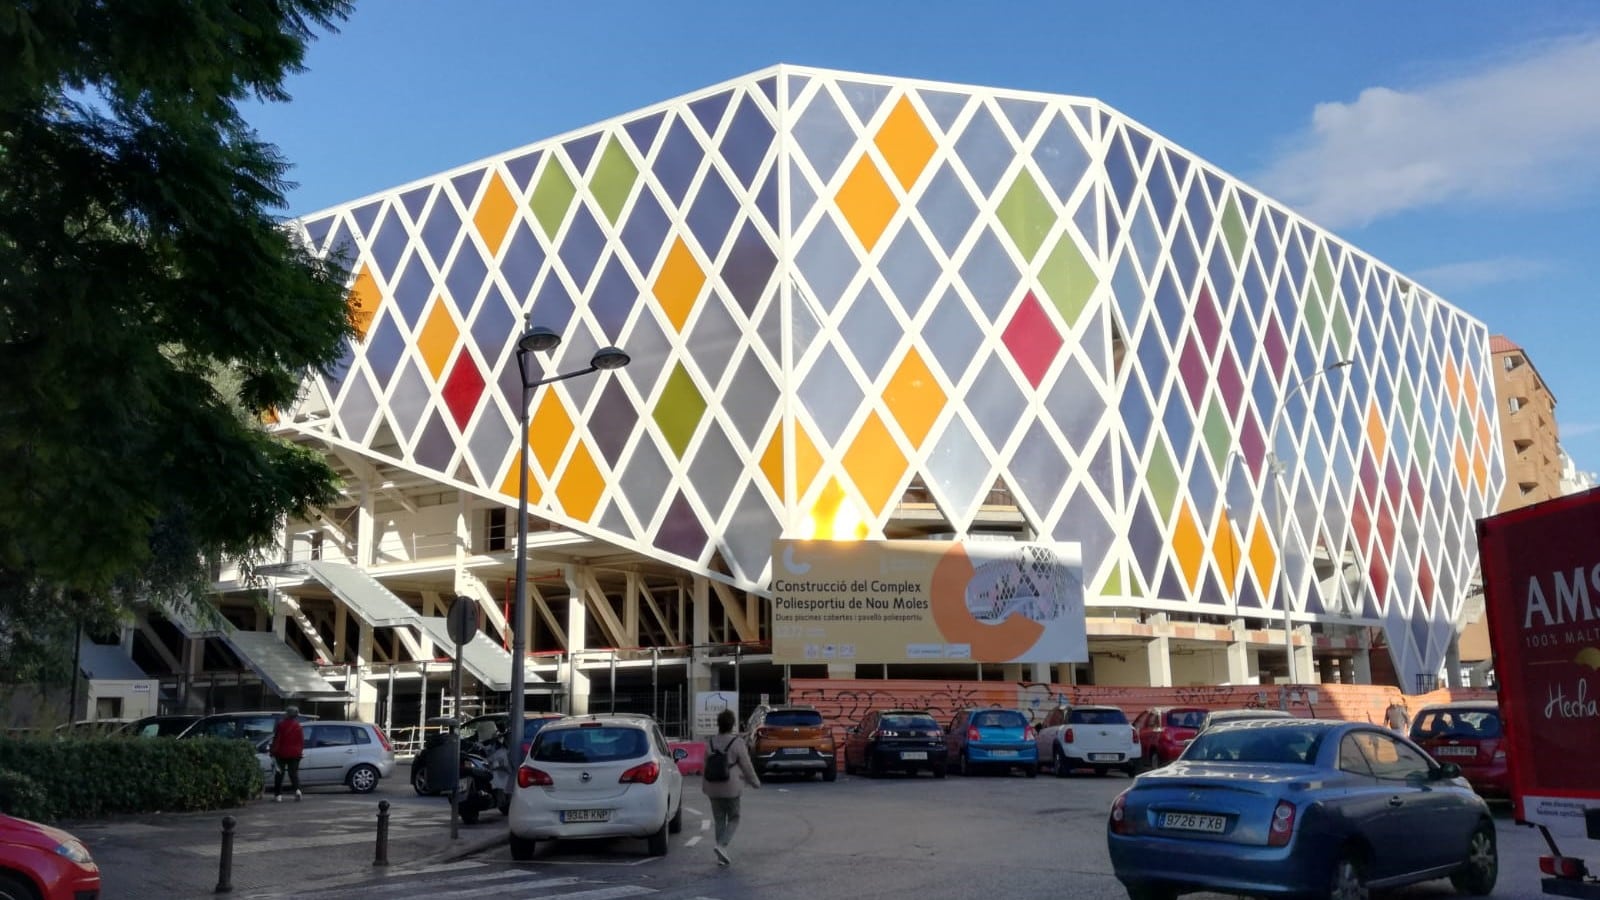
0;0;356;682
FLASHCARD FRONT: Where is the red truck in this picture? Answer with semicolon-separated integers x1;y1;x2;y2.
1480;488;1600;897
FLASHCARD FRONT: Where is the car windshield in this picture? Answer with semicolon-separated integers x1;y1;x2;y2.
1185;726;1325;764
972;711;1027;728
1068;709;1127;725
881;715;938;731
1414;710;1501;739
1165;710;1205;729
765;710;824;727
532;727;648;763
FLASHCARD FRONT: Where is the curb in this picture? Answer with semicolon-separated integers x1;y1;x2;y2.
412;822;509;867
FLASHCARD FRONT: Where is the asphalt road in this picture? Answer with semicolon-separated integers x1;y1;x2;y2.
277;769;1565;900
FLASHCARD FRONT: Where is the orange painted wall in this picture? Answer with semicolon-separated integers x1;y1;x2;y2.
788;678;1495;767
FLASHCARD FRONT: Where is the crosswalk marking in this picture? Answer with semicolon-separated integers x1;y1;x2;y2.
240;861;681;900
552;888;655;900
396;875;584;899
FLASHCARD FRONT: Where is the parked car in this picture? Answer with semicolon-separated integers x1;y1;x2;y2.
1409;701;1509;799
411;712;565;795
507;714;687;860
1196;708;1290;732
179;710;319;744
1131;707;1206;769
841;709;947;778
116;714;202;738
744;704;836;780
1107;718;1497;900
946;708;1038;776
52;718;134;738
251;720;395;794
1037;705;1139;776
0;813;101;900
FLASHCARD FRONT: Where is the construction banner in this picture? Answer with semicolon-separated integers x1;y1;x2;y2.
769;540;1085;664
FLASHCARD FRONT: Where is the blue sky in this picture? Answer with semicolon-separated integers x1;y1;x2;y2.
247;0;1600;468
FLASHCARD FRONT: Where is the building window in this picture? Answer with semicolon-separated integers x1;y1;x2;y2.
486;508;508;552
1508;396;1522;413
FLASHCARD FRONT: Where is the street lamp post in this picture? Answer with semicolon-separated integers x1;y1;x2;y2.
507;317;629;801
1263;360;1352;688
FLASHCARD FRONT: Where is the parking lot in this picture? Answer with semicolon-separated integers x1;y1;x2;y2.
227;768;1563;900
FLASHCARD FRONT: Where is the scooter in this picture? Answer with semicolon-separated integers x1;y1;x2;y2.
486;730;514;815
455;745;497;825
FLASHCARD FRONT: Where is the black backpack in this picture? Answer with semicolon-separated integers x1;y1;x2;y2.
704;735;732;782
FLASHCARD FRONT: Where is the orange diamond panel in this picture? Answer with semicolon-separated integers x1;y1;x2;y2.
883;347;946;448
347;265;381;340
835;154;898;252
474;172;519;258
417;298;460;381
874;95;937;191
556;442;605;522
529;389;575;477
843;411;909;517
1172;502;1205;591
653;237;705;332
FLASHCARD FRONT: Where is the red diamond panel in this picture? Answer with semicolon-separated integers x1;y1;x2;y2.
1178;333;1207;410
1193;284;1222;355
441;352;486;430
1001;291;1062;389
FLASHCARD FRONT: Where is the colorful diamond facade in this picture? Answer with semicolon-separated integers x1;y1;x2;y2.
287;67;1502;690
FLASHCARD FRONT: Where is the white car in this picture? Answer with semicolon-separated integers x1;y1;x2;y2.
252;720;395;793
1035;705;1139;776
508;714;687;859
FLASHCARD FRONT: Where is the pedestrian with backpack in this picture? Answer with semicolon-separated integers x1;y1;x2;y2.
701;708;760;867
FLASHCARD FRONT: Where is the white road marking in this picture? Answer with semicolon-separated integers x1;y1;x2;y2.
699;818;710;831
397;875;583;899
683;806;703;816
550;887;655;900
405;860;489;875
685;835;703;847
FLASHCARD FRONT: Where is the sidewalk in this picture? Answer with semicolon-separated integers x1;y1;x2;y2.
66;786;507;899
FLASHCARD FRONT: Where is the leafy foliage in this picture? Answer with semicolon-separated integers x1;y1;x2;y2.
0;735;262;820
0;1;356;680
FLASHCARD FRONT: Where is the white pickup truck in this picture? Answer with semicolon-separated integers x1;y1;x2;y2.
1035;705;1139;776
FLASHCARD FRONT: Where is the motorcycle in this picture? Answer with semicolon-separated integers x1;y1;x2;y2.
454;743;497;825
486;730;513;815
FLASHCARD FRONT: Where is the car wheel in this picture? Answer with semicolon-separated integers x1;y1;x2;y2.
411;761;431;795
867;754;882;779
347;763;380;794
1124;881;1177;900
1026;763;1039;778
1450;821;1498;895
646;820;669;857
933;764;947;779
1093;765;1111;777
460;806;480;826
0;871;37;900
668;797;684;834
1327;851;1368;900
1121;763;1139;778
1054;748;1070;778
509;834;539;861
823;763;837;782
958;751;970;776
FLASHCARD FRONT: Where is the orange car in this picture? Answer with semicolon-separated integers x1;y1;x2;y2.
744;704;837;781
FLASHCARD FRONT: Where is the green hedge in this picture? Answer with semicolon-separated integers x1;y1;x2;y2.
0;736;262;821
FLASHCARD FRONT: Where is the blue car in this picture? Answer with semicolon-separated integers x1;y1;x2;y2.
1107;718;1497;900
946;708;1039;777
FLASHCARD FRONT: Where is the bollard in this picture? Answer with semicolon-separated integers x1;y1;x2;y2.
214;815;236;893
373;800;391;867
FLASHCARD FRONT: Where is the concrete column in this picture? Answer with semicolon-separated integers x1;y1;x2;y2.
354;624;378;722
1318;656;1336;684
1146;614;1172;687
1445;635;1464;689
1226;619;1250;685
826;664;856;680
1030;663;1051;684
1352;630;1373;685
1293;625;1316;683
270;584;287;640
1052;663;1075;686
1002;663;1025;682
357;480;376;568
332;603;348;663
689;576;714;733
564;565;590;715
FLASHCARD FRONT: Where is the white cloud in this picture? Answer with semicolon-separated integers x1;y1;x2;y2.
1562;423;1600;438
1409;256;1555;292
1255;34;1600;229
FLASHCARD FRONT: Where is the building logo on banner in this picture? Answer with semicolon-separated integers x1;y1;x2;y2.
694;691;738;735
769;540;1086;665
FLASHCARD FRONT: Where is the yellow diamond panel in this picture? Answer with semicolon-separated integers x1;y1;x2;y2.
417;298;460;381
759;424;785;500
497;452;542;505
529;390;575;477
347;264;381;340
883;347;946;449
556;441;605;522
1211;512;1242;592
807;476;870;541
1453;436;1470;489
874;95;936;191
794;423;822;506
474;172;519;258
1172;501;1205;591
653;237;705;332
843;411;909;517
1365;401;1386;461
1247;512;1277;595
836;154;897;252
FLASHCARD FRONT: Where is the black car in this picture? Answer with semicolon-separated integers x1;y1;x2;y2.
842;709;947;778
410;712;565;796
179;710;319;743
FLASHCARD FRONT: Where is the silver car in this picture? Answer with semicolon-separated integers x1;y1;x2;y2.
254;721;395;794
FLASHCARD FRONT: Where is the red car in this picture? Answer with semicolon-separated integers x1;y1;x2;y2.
1130;706;1207;768
1408;701;1509;798
0;813;100;899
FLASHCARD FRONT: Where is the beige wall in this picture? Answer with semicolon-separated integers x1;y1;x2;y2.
1493;347;1561;513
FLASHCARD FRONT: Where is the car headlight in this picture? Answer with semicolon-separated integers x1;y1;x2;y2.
55;839;94;865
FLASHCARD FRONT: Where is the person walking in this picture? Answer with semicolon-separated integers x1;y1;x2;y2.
270;706;305;802
701;708;760;867
1384;700;1410;735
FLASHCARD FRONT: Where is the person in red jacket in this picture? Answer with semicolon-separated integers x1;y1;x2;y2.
270;706;305;802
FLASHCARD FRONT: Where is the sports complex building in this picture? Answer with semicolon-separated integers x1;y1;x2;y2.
106;66;1503;746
